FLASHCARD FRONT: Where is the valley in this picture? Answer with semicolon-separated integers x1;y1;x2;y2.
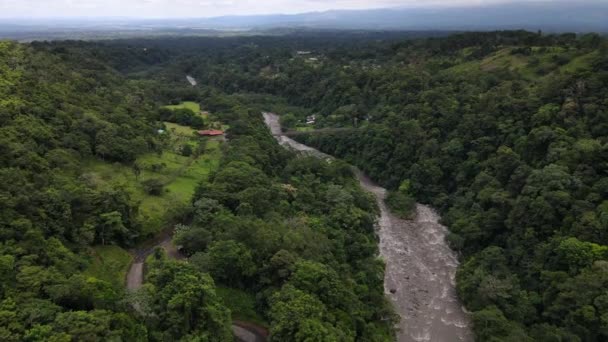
265;112;472;341
0;29;606;341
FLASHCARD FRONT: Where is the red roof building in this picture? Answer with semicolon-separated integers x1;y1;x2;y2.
198;129;224;136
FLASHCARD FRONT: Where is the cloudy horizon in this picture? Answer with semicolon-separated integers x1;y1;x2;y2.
0;0;563;19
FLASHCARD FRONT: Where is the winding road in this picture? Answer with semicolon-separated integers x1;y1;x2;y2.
263;112;473;342
125;233;268;342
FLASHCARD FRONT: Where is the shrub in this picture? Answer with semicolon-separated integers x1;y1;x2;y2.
142;178;164;196
385;190;416;219
181;144;193;157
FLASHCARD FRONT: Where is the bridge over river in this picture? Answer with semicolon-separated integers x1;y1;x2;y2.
272;127;355;136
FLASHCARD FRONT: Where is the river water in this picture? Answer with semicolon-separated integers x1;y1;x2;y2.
263;112;473;342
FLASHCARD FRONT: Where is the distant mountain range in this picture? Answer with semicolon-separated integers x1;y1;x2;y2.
0;0;606;40
175;1;608;32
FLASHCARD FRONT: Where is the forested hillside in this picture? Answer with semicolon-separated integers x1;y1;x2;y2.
0;37;395;341
179;110;395;340
0;40;160;340
292;33;608;340
105;31;608;340
2;30;607;341
295;33;608;341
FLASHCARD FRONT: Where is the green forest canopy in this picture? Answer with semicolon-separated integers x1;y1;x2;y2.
0;30;607;341
0;36;394;341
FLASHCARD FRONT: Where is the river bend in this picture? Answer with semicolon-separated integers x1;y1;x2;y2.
263;112;472;342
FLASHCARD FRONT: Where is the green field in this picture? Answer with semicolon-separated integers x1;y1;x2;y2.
446;46;596;80
84;102;221;236
164;101;213;128
164;122;197;136
560;50;598;74
295;126;314;132
84;245;133;288
164;101;200;113
82;136;222;236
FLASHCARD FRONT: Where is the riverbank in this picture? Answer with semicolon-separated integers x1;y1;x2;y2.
263;111;472;342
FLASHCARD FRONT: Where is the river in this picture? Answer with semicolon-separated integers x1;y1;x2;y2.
263;112;473;342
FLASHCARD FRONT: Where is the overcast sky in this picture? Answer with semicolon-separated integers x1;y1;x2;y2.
0;0;555;18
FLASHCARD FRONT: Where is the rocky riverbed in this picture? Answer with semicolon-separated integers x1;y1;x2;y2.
263;112;472;342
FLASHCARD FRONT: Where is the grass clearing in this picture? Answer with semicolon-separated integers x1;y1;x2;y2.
84;245;132;288
165;101;210;121
560;51;598;74
82;135;222;236
446;46;597;82
480;48;528;72
295;126;314;132
82;101;223;237
164;122;197;137
164;101;200;113
217;287;267;326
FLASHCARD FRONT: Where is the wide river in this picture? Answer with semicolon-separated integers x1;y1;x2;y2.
264;112;473;342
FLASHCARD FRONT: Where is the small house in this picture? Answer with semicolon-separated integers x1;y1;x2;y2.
198;129;224;137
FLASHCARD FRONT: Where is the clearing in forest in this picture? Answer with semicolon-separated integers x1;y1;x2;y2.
82;106;224;284
84;245;133;289
82;107;222;237
82;140;221;236
164;101;200;113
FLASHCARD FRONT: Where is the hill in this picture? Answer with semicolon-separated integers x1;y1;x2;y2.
1;1;607;41
0;0;608;39
188;1;608;32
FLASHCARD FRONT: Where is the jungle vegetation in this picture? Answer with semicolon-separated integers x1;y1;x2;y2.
1;30;607;341
0;35;395;341
119;30;607;341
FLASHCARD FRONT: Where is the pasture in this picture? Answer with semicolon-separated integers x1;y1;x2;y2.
164;101;200;113
82;133;222;236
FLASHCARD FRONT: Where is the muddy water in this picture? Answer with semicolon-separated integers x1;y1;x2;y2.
263;112;472;342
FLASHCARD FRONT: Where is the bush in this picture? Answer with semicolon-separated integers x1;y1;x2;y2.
385;190;416;219
552;54;571;66
181;144;193;157
162;107;206;129
280;113;297;130
142;178;164;196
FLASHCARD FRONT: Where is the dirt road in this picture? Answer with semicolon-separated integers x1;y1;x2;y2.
125;229;268;341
